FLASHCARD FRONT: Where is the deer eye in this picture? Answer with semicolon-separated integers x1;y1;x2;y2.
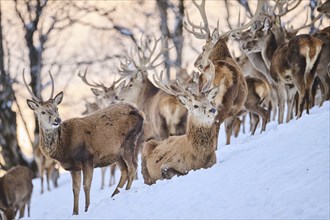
193;105;198;109
129;84;133;88
41;111;46;115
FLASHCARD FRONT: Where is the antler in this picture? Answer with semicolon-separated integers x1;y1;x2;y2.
153;70;188;97
275;0;303;17
118;35;167;81
288;13;323;34
78;68;107;91
185;0;266;40
153;60;216;98
184;0;210;39
23;69;40;102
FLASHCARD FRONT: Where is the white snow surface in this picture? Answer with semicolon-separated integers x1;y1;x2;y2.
23;102;330;220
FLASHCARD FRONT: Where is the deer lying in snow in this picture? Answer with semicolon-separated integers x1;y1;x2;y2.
24;71;144;215
0;166;34;220
142;63;219;185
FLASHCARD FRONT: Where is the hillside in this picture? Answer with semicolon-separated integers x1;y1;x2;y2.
23;102;330;219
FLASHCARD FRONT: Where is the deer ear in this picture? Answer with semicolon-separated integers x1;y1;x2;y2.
211;29;220;44
54;92;63;105
177;95;189;107
27;99;39;110
263;17;272;31
91;88;102;96
116;80;126;92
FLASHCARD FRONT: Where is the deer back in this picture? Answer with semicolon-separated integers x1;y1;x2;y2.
46;103;144;170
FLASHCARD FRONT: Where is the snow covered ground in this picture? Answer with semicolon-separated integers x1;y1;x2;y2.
23;102;329;219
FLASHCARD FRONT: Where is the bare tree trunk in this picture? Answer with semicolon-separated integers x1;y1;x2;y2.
156;0;170;78
0;1;30;170
172;0;184;78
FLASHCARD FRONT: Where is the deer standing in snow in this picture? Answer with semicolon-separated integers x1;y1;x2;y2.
24;71;144;215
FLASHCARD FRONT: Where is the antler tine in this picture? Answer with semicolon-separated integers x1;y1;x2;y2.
225;0;266;38
276;0;302;17
184;0;211;40
22;69;40;102
153;70;186;97
290;13;323;34
48;71;55;99
78;67;106;90
146;36;168;70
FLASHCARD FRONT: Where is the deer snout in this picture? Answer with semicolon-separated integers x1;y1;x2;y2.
52;117;62;126
209;108;216;114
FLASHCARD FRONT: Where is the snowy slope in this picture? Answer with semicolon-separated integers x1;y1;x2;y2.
23;102;329;220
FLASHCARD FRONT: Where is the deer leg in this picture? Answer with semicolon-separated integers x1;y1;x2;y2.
82;162;94;212
40;165;44;194
122;153;137;191
250;112;259;135
46;168;51;191
19;205;25;218
111;157;128;197
276;83;286;124
225;116;236;145
285;86;297;123
100;167;106;190
109;164;116;186
70;170;81;215
305;66;319;114
27;199;31;217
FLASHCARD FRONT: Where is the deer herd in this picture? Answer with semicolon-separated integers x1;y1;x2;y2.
0;0;329;219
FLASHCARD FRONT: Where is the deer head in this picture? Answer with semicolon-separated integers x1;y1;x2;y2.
116;35;167;102
185;0;265;71
153;62;218;125
24;70;63;130
78;68;125;108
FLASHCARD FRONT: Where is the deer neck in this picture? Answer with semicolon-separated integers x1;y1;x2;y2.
209;38;232;61
261;31;278;69
246;53;274;84
39;125;66;161
186;115;217;151
138;78;159;106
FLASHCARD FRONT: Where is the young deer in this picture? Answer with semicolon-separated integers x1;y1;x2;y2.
142;65;219;185
232;14;323;123
184;0;251;145
24;71;144;215
0;166;34;220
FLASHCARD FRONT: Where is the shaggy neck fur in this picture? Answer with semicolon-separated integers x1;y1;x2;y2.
186;115;217;153
39;125;67;162
262;31;278;68
138;78;159;108
210;38;232;60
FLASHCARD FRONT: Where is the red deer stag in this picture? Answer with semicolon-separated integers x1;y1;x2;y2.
184;0;253;145
23;71;144;215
